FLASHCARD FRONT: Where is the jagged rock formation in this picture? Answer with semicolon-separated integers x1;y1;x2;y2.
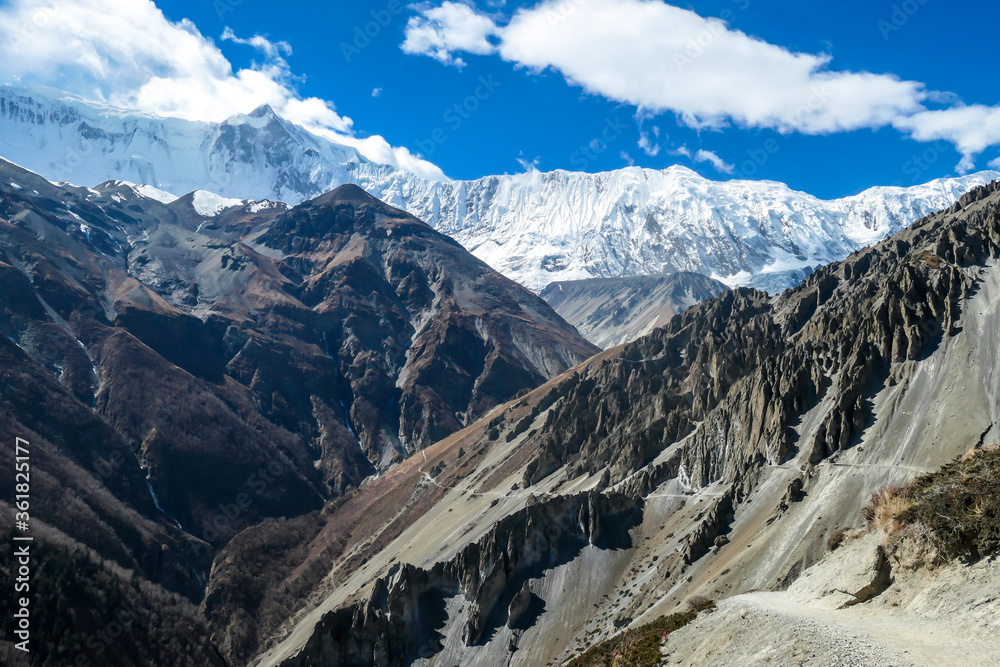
254;179;1000;667
280;492;640;667
521;179;1000;492
540;272;727;349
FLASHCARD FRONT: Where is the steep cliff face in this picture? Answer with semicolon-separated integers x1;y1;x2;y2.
279;492;641;667
0;86;398;204
256;180;1000;667
398;167;1000;292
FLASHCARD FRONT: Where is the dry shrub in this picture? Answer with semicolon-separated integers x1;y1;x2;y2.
898;446;1000;561
568;601;715;667
684;595;716;613
863;486;914;533
864;446;1000;563
826;527;850;551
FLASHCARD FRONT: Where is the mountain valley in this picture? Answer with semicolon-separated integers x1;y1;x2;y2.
241;181;1000;666
1;89;999;667
541;273;727;349
0;159;596;665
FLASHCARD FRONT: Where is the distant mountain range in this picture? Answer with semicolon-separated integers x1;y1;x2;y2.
3;85;997;293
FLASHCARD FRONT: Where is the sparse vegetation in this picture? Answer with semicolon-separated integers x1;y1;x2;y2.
863;485;914;532
863;445;1000;562
826;527;850;551
567;599;715;667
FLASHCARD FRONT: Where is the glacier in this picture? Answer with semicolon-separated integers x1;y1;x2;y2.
1;84;997;293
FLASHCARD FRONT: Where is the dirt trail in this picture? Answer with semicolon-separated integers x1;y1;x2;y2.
750;592;994;666
662;588;1000;667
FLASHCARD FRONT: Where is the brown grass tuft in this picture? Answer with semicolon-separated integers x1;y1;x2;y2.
826;527;850;551
864;486;914;533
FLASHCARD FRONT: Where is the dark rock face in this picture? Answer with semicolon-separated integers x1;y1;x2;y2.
280;492;641;667
256;184;599;462
0;163;595;537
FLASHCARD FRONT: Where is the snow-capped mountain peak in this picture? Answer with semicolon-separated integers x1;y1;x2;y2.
1;84;996;293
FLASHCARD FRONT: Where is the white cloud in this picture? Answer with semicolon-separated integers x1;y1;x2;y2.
415;0;923;133
694;149;734;174
894;106;1000;170
372;87;383;97
404;0;1000;168
670;145;734;174
329;132;446;180
517;155;541;172
637;122;661;156
990;157;1000;171
620;150;635;166
221;27;291;62
401;1;498;68
0;0;446;180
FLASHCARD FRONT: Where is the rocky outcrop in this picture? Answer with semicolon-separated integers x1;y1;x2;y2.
279;492;642;667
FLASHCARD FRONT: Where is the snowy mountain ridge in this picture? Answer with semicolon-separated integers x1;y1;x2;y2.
2;85;996;292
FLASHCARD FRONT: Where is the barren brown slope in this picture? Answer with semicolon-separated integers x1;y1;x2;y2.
253;183;598;463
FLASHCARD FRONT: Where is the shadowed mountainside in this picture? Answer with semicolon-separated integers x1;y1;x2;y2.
0;161;595;666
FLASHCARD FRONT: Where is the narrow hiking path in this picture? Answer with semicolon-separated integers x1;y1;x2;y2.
662;591;1000;667
742;592;998;666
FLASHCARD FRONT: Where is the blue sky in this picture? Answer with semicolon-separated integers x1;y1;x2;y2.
2;0;999;198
